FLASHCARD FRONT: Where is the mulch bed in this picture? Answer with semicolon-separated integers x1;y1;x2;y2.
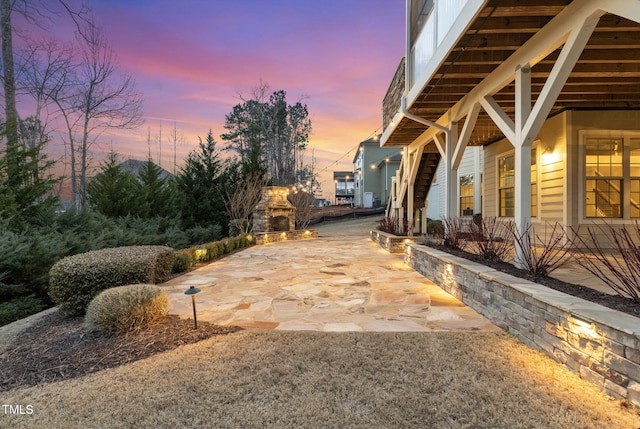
432;244;640;318
0;312;241;392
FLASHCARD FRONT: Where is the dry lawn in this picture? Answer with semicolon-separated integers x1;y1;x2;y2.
1;330;638;429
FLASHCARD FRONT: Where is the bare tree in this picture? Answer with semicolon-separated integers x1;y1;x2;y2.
1;0;20;184
17;37;74;149
1;0;89;168
52;19;143;208
223;171;269;235
288;188;314;230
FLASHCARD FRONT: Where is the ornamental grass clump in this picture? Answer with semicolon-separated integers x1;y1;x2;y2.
85;284;168;334
49;245;174;315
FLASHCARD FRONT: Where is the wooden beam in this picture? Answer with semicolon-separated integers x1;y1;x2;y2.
480;96;515;143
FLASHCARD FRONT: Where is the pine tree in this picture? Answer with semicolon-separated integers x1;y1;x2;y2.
86;152;142;218
176;130;228;233
0;117;59;230
137;158;181;219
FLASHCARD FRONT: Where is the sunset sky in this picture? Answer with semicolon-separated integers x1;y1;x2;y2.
20;0;406;197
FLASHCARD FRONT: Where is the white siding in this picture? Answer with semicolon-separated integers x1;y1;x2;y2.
426;146;481;220
426;159;445;220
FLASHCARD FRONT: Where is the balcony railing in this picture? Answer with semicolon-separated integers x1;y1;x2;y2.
382;57;405;130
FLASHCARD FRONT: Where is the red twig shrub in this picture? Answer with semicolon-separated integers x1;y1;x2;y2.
513;222;573;279
467;216;514;262
569;222;640;305
442;216;468;250
378;216;412;236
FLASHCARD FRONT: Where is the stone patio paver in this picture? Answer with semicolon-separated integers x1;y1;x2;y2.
162;235;499;332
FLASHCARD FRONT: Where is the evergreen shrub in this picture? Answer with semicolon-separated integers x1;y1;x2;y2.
85;284;168;334
49;245;174;315
172;249;195;272
171;234;252;273
0;295;45;327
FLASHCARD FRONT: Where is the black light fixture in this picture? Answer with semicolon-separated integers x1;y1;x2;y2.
184;286;201;329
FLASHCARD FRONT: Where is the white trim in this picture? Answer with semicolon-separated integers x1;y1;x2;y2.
600;0;640;23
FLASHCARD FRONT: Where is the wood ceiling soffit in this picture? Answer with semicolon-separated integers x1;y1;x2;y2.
385;3;640;148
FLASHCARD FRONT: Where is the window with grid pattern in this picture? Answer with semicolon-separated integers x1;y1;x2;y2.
584;138;623;218
459;174;474;216
498;149;537;218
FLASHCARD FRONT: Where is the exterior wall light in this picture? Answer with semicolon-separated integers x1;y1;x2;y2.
184;286;201;329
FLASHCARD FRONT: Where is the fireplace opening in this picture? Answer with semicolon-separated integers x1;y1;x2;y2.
271;216;290;232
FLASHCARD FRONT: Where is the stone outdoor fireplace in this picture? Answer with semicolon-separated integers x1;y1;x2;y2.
253;186;296;233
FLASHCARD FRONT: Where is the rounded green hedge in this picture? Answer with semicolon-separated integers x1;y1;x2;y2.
49;245;174;315
85;284;168;334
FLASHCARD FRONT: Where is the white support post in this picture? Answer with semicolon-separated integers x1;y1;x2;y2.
473;147;482;215
440;124;459;221
514;65;532;268
402;147;410;224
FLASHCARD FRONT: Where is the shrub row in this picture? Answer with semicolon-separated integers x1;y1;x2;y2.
172;234;253;273
49;246;174;315
0;209;223;327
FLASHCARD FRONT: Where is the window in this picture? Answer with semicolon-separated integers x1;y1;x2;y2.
498;156;514;217
584;135;640;218
498;148;537;217
630;138;640;218
459;174;474;216
530;150;537;217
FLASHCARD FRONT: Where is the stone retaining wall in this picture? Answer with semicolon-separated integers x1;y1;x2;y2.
255;230;318;245
405;243;640;407
370;230;417;254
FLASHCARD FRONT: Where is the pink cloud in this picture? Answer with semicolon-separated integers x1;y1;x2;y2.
21;0;406;199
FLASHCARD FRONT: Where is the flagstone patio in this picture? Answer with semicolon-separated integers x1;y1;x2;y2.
162;229;499;332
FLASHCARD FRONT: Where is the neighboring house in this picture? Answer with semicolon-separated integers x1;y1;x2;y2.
333;171;355;205
381;0;640;253
352;135;401;208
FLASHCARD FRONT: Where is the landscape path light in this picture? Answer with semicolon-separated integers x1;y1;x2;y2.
184;285;201;329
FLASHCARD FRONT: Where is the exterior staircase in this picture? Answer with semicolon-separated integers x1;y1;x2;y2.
413;151;441;209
